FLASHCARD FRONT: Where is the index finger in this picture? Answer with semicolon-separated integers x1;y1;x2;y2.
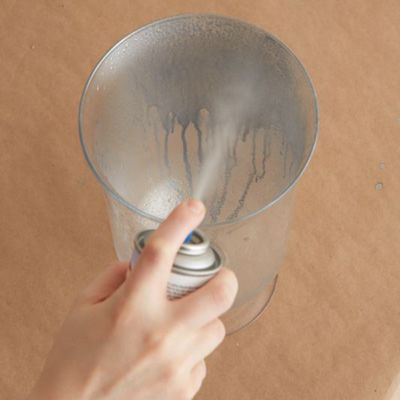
125;199;206;297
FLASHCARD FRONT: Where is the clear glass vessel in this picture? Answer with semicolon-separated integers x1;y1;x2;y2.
78;14;319;333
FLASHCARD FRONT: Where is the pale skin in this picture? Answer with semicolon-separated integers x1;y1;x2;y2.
28;199;238;400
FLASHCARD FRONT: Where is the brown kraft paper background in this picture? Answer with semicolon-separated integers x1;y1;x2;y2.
0;1;399;399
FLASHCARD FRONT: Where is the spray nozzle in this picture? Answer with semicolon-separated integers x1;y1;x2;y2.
184;231;193;244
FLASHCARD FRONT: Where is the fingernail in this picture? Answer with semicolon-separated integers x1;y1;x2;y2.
186;199;205;214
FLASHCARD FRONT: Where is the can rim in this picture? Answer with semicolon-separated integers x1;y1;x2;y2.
134;229;223;275
171;262;222;277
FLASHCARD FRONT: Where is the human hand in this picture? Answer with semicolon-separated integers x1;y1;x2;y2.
28;199;238;400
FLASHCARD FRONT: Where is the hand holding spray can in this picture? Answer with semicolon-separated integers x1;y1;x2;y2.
130;230;222;299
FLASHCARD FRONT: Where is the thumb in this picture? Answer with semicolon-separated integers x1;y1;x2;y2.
77;262;129;305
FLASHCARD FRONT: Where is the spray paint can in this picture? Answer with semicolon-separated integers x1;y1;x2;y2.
130;230;222;299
